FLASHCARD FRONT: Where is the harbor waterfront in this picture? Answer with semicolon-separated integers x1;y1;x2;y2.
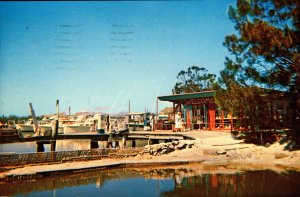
1;0;300;196
0;131;300;190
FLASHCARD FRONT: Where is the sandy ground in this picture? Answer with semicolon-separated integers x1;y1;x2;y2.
1;131;300;179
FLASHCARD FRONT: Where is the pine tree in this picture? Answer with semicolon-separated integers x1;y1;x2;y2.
216;0;300;142
172;66;216;94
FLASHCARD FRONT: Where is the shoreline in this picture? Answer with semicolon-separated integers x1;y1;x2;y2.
1;131;300;181
0;151;299;182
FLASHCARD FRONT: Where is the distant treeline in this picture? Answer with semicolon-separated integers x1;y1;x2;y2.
0;115;43;123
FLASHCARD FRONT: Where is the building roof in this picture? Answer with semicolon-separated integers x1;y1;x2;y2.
158;91;215;102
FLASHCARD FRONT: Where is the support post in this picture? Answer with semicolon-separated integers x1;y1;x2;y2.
122;136;127;148
51;100;59;152
91;140;99;149
50;141;56;152
37;142;45;152
132;139;136;147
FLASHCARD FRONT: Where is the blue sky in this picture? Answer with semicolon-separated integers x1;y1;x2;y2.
0;1;236;116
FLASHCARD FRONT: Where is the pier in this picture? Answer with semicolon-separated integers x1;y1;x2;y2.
10;131;194;144
0;131;195;167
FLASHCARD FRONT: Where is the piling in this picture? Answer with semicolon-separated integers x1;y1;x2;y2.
132;139;136;147
50;141;56;152
36;142;45;152
91;140;99;149
122;136;127;148
51;100;59;152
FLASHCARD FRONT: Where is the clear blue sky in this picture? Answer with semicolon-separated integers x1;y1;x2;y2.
0;1;236;116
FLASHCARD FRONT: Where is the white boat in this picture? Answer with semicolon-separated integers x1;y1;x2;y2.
40;116;77;134
64;113;107;134
63;115;93;134
63;124;91;134
15;119;34;132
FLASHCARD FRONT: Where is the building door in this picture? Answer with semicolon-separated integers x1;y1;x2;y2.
184;105;192;129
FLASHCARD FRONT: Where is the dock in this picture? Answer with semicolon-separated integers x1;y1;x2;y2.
1;131;194;144
127;131;195;141
0;131;196;167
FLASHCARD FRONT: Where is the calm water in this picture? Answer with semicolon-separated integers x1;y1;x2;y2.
0;132;148;153
1;164;300;196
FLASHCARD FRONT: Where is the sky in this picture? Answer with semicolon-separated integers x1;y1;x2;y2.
0;1;236;116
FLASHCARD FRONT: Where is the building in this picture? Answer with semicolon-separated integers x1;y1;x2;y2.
156;90;289;131
157;91;221;130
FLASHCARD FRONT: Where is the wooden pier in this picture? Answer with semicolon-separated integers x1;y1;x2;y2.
0;131;196;166
0;131;195;152
127;131;195;140
9;131;194;143
20;133;111;142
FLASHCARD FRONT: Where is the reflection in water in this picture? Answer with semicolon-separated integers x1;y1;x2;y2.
163;170;300;197
0;164;300;196
0;140;91;153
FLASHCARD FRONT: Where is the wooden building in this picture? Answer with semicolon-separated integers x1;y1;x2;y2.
157;90;289;131
157;91;221;130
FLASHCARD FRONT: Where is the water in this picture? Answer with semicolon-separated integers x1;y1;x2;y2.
1;164;300;196
0;140;92;153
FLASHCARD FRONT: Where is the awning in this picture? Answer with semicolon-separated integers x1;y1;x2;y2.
158;91;215;102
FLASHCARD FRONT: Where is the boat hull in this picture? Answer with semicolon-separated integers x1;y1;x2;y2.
15;124;34;132
40;125;64;134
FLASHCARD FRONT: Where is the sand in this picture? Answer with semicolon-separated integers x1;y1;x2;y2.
1;131;300;179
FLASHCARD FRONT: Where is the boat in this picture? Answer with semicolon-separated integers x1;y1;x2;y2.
39;117;69;134
64;113;109;134
125;112;153;131
63;115;94;134
15;119;34;132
